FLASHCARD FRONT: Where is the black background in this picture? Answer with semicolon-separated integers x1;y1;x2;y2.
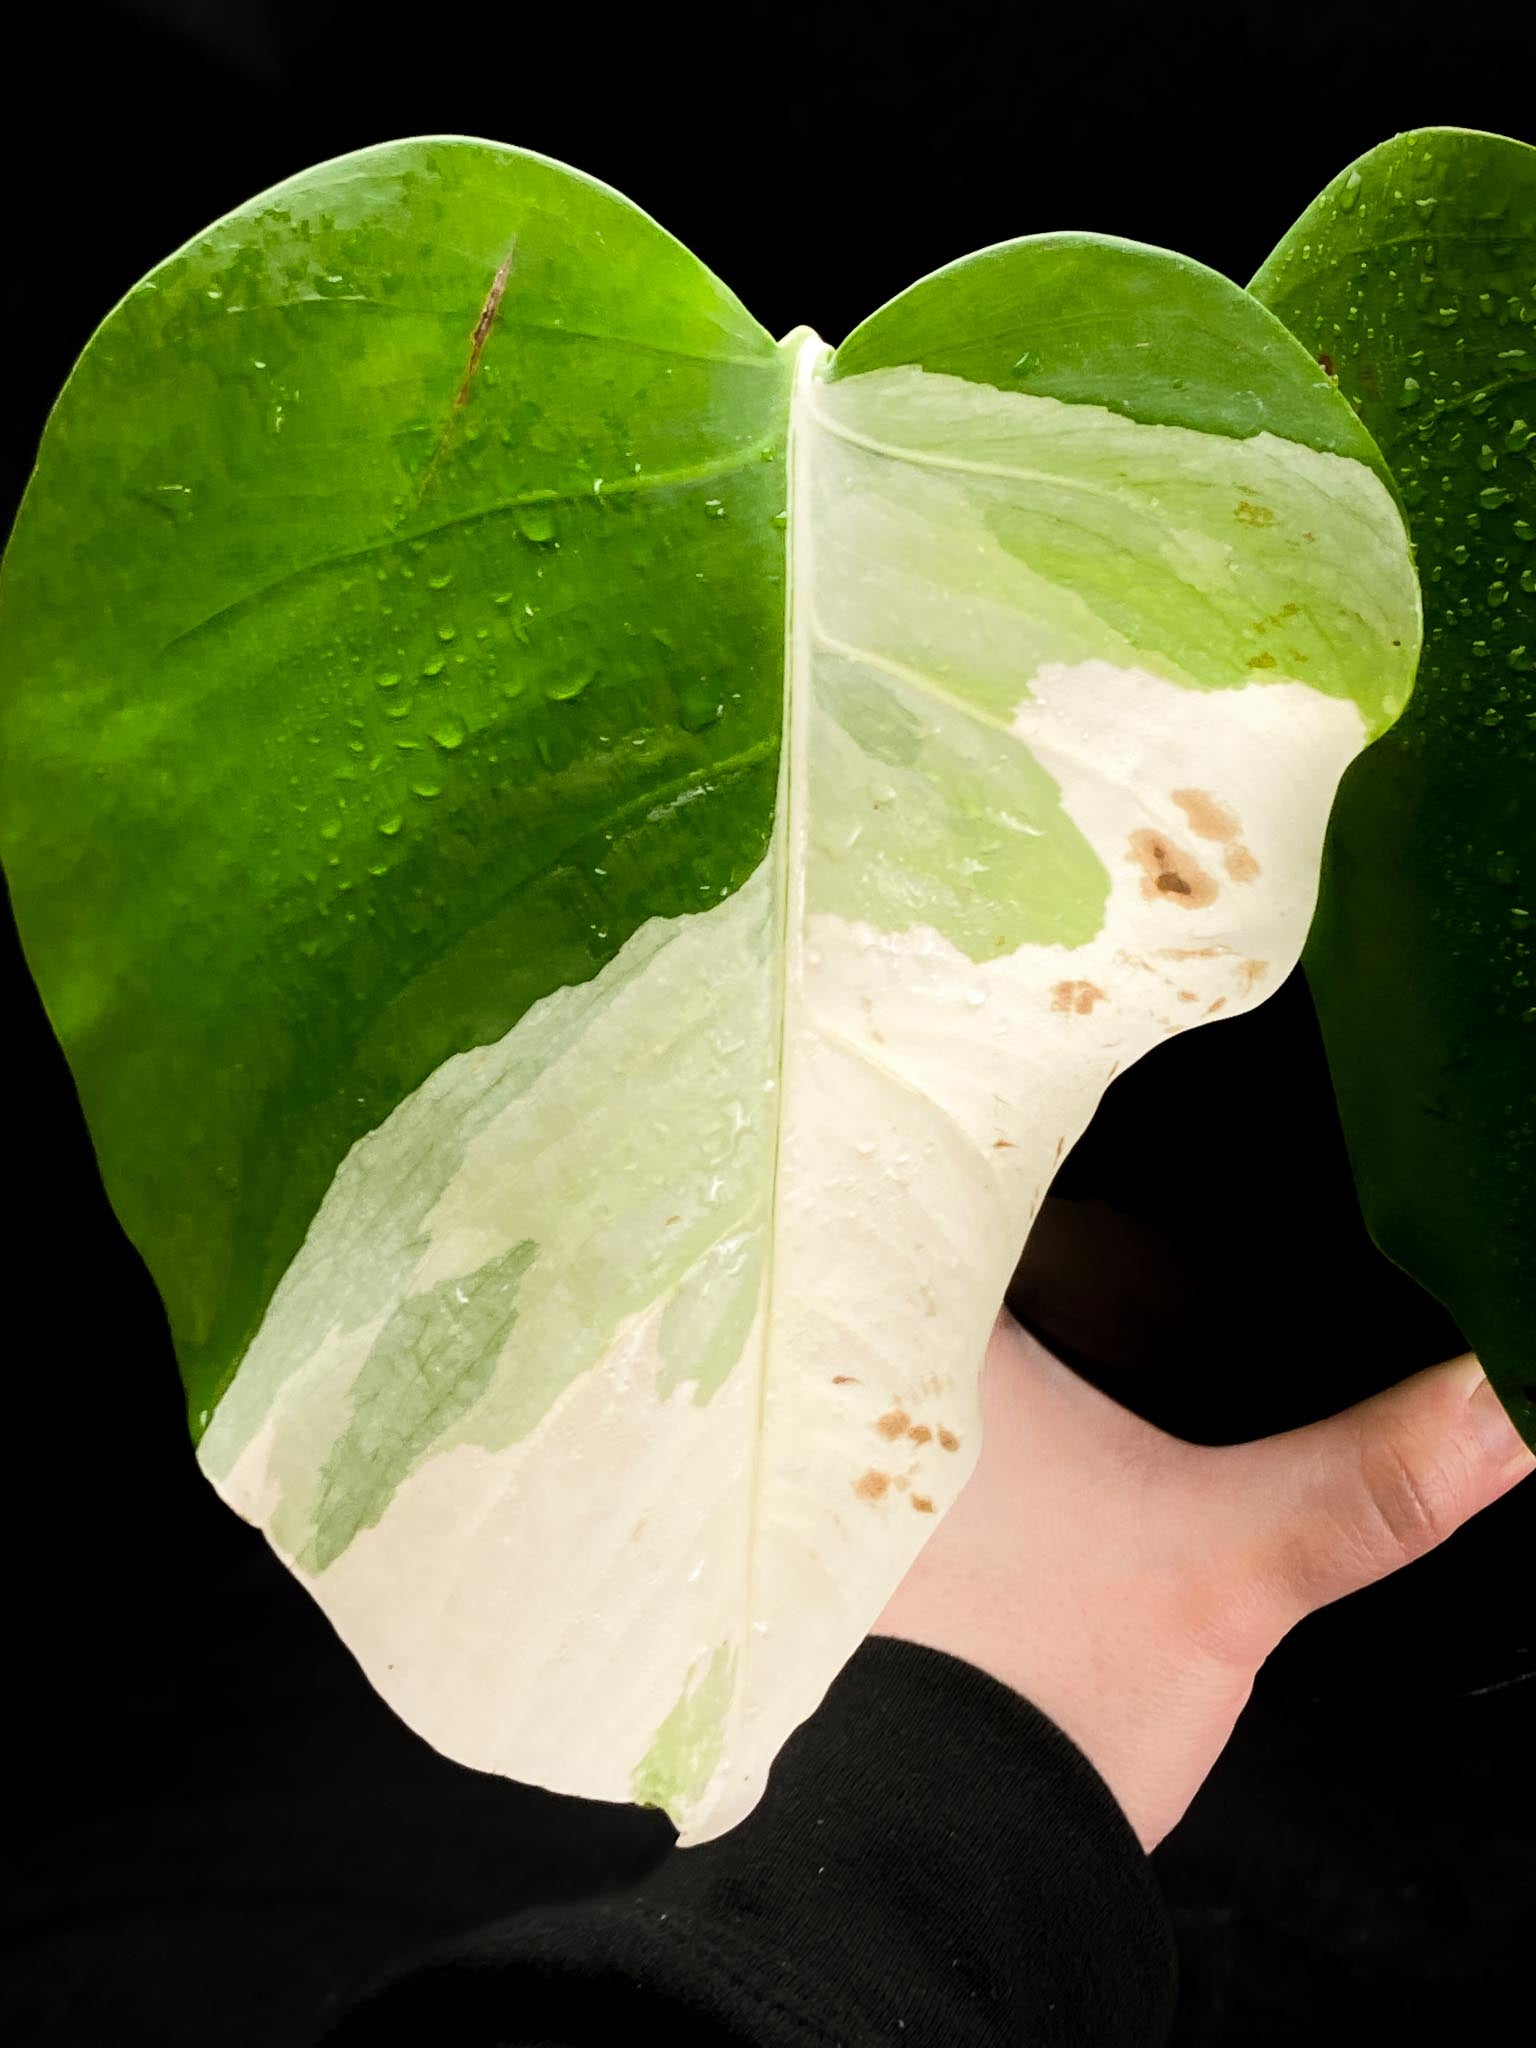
3;1;1534;2041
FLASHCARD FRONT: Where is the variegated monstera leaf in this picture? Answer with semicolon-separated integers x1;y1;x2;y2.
0;140;1418;1838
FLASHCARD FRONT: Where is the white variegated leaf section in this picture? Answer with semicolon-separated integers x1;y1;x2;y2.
203;337;1418;1839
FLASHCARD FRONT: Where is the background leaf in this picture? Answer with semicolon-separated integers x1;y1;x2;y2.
1253;128;1536;1442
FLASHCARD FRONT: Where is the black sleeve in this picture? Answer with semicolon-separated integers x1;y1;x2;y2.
324;1638;1177;2048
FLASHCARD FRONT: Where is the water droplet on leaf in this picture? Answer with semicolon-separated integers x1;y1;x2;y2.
516;506;557;544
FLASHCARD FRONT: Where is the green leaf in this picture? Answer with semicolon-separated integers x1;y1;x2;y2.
0;138;1417;1835
1253;128;1536;1445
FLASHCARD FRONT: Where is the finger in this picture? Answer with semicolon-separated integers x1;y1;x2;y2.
1215;1354;1536;1631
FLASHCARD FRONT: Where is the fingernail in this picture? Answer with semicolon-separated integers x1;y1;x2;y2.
1467;1374;1536;1474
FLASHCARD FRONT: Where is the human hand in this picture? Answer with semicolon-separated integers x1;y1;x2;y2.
874;1310;1536;1850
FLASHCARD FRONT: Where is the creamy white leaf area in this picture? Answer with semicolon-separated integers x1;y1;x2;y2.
203;338;1419;1841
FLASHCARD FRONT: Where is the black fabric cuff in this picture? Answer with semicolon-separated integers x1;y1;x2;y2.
327;1638;1177;2048
628;1637;1178;2046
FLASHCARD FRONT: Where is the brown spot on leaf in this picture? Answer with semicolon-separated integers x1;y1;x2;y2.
854;1469;889;1501
938;1427;960;1453
1128;829;1218;909
1234;500;1275;527
1205;996;1227;1016
911;1494;936;1514
877;1409;911;1439
993;1137;1016;1150
1171;789;1242;845
1051;979;1107;1015
1223;844;1261;884
1240;958;1268;991
908;1423;933;1445
419;239;518;495
1177;989;1198;1002
894;1474;911;1492
832;1374;860;1386
458;245;517;403
1318;352;1336;378
1246;651;1277;670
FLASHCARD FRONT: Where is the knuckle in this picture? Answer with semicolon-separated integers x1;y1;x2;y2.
1354;1431;1461;1570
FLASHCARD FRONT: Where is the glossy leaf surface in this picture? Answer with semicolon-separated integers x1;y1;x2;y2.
1254;128;1536;1442
0;140;1418;1834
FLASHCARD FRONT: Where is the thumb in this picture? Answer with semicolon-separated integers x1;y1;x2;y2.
1223;1354;1536;1628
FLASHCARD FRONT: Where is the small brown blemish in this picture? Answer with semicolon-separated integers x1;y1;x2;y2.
664;1214;680;1227
1171;789;1242;846
1128;828;1218;909
1300;530;1316;543
1155;945;1230;961
419;239;517;495
1240;958;1268;991
1234;500;1275;527
1051;978;1107;1015
877;1409;911;1439
854;1469;889;1501
938;1427;960;1453
1246;650;1277;670
1318;352;1336;378
993;1137;1016;1150
1177;988;1198;1002
1223;844;1261;884
908;1423;933;1445
894;1474;911;1492
832;1374;860;1386
459;245;518;405
1205;996;1228;1016
859;994;887;1046
911;1494;936;1514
